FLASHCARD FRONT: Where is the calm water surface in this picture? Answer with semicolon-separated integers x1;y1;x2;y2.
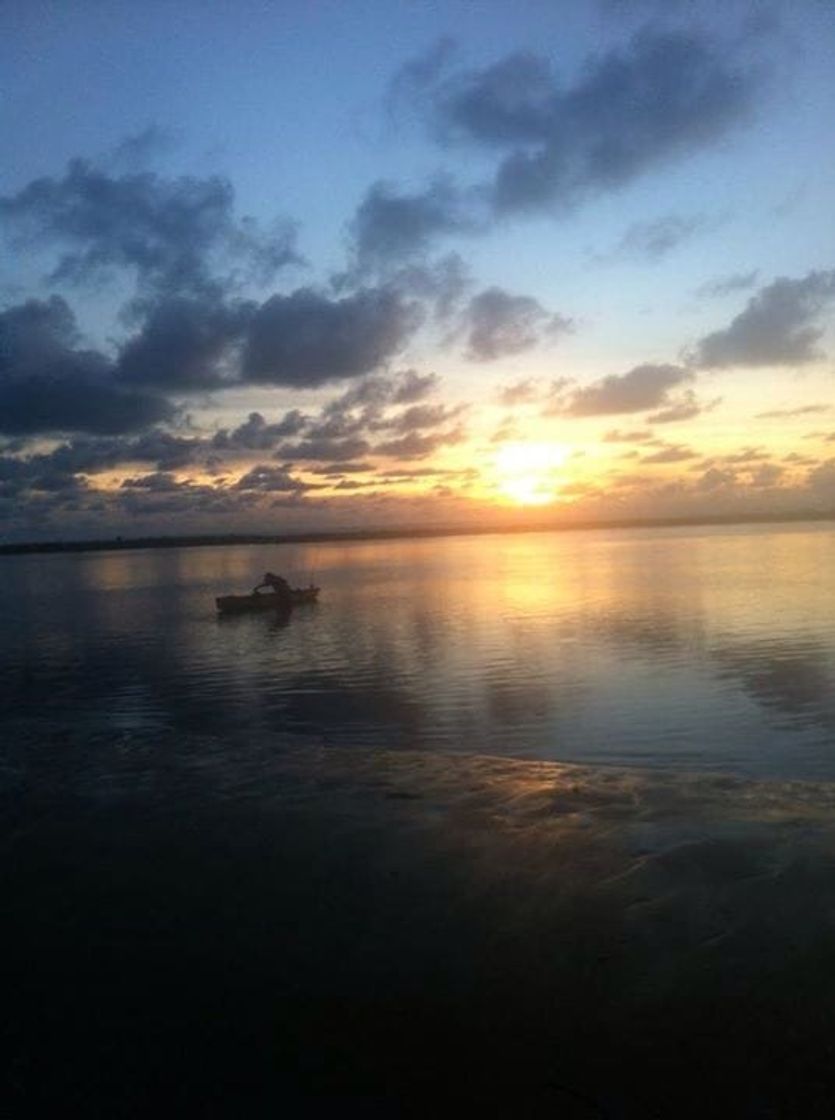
6;521;835;1115
3;521;835;782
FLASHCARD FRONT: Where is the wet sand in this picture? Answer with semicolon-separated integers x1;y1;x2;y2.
7;745;835;1116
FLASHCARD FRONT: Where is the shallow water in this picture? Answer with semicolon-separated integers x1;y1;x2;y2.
2;521;834;782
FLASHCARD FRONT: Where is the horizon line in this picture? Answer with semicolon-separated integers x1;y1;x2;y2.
2;509;834;557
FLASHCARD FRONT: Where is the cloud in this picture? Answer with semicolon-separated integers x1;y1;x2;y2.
360;26;758;265
5;430;205;484
211;409;308;451
391;369;439;403
349;180;476;272
459;286;572;361
387;36;458;117
647;389;719;424
243;286;422;387
602;428;653;442
614;214;709;260
273;437;372;462
109;126;177;170
807;459;835;500
756;404;831;419
310;462;375;476
0;158;301;299
697;466;737;491
124;430;204;469
219;370;458;465
233;464;311;492
719;446;769;464
372;402;466;434
120;471;188;492
117;296;252;390
498;379;540;406
0;296;173;436
696;270;759;298
641;443;698;463
419;28;758;216
379;254;472;319
0;452;88;497
562;363;693;417
693;270;835;368
374;428;465;460
749;462;785;487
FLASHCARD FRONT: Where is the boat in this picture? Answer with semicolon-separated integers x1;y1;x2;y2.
216;585;320;614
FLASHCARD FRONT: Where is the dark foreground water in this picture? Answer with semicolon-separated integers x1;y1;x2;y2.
3;523;835;1116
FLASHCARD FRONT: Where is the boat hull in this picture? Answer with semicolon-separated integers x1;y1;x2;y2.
216;587;319;614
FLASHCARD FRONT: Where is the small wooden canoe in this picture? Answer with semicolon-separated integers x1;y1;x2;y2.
216;586;320;614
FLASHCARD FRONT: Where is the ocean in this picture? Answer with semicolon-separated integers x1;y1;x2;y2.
4;521;835;1116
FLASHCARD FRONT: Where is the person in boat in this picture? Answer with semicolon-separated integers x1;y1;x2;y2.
253;571;291;602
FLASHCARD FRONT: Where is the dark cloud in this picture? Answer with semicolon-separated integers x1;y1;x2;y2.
127;430;205;469
272;437;372;462
316;377;394;428
348;180;476;272
318;371;440;424
696;270;759;298
381;254;471;319
243;286;422;387
392;369;439;403
0;452;89;497
562;363;693;417
374;428;464;460
693;270;835;368
0;431;200;492
212;370;457;466
372;402;466;435
211;409;308;452
233;464;311;492
614;214;708;260
34;438;125;475
117;297;251;390
0;158;301;299
38;430;203;474
120;471;187;492
459;286;572;361
417;29;758;216
116;479;258;518
310;462;375;476
387;36;458;116
0;297;173;436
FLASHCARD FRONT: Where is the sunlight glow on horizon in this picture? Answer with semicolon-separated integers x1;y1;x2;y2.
492;441;571;506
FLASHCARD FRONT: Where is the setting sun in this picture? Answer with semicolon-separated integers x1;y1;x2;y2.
493;442;570;505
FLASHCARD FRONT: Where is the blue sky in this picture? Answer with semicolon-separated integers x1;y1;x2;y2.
1;0;834;541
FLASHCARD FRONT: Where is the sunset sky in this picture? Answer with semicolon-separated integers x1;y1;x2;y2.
2;0;834;542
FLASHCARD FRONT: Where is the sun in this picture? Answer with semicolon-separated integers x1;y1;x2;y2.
493;442;570;506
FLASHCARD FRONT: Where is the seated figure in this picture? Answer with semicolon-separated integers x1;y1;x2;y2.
253;571;291;600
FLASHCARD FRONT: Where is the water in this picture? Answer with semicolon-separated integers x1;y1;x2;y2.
5;521;835;1114
2;521;835;784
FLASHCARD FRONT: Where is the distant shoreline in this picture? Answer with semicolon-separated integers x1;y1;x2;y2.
1;510;833;556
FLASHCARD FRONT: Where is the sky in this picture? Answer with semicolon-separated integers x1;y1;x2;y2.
1;0;834;543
